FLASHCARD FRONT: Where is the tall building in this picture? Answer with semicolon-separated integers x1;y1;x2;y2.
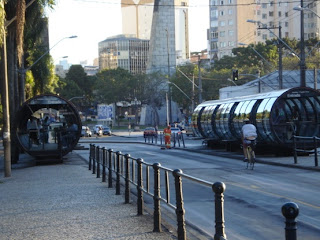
208;0;319;64
98;34;149;75
121;0;189;68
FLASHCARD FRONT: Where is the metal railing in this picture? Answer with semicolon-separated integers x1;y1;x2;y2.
293;135;320;166
88;144;299;240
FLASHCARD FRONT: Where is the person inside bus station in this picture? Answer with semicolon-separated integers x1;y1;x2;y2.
164;125;172;149
241;119;257;162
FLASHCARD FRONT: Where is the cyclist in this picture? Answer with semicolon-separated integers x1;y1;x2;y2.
241;119;257;162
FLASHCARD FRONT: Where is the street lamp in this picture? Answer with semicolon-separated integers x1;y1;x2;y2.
18;35;77;99
130;98;141;126
293;3;307;87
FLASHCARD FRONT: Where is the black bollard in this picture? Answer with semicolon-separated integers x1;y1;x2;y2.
153;163;162;232
116;151;121;195
108;149;113;188
102;147;106;182
173;169;186;240
92;145;97;174
125;154;131;204
212;182;227;240
89;144;93;170
137;158;144;215
282;202;299;240
96;146;100;178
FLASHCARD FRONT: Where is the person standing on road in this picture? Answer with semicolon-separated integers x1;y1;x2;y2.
241;119;257;162
164;125;172;149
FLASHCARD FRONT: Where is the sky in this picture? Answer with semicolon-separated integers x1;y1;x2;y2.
46;0;209;65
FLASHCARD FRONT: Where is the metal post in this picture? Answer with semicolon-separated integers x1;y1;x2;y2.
116;151;121;195
198;55;203;103
300;0;306;87
314;137;318;167
92;145;96;174
282;202;299;240
137;158;144;215
96;146;100;178
89;144;92;170
153;163;162;232
102;147;106;182
2;20;11;177
293;137;298;164
125;154;130;204
212;182;227;240
173;169;187;240
278;24;283;89
108;149;113;188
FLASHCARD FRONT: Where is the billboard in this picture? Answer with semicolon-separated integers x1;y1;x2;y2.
97;104;113;120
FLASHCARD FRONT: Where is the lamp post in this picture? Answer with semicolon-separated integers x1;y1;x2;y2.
18;35;77;97
247;20;287;89
131;98;141;126
165;28;172;124
293;4;318;87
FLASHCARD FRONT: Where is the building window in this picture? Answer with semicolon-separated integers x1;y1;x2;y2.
285;22;289;27
269;11;273;17
257;31;261;36
228;19;233;25
285;12;288;17
262;13;267;19
220;0;224;5
269;1;274;7
220;21;225;26
211;42;218;49
220;10;224;16
228;41;234;46
262;34;267;40
211;20;218;27
257;10;261;15
278;11;281;17
228;30;234;36
211;31;218;38
211;0;217;5
262;3;267;8
228;9;233;15
228;0;232;3
285;32;289;37
211;10;218;18
220;31;225;37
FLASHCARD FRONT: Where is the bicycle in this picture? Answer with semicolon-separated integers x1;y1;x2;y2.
244;138;256;170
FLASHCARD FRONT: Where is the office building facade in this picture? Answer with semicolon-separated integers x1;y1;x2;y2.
98;34;149;75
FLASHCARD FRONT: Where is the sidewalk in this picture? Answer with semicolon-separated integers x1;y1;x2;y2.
0;149;176;240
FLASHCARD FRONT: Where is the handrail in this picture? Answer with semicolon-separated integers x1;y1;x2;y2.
293;135;319;166
89;144;300;240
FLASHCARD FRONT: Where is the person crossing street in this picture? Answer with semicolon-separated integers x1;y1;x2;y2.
163;125;172;149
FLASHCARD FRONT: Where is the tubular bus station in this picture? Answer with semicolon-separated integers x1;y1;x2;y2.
191;87;320;153
14;94;82;161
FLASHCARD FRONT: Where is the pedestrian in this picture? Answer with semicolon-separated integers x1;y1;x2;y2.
163;125;172;149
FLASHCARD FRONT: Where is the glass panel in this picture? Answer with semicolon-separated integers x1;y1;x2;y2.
192;106;201;136
232;101;245;138
257;98;275;141
222;102;234;139
215;104;226;138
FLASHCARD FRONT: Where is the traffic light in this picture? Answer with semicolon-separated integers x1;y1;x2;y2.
232;69;239;81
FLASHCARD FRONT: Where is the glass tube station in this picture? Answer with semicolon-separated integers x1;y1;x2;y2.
192;87;320;150
14;94;82;161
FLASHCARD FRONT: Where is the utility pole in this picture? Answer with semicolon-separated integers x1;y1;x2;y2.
278;24;283;89
300;0;306;87
2;13;11;177
166;28;172;124
198;55;203;103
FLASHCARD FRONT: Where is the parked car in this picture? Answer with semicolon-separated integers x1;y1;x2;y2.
81;126;92;137
143;127;157;138
185;126;195;137
103;126;112;136
171;127;182;139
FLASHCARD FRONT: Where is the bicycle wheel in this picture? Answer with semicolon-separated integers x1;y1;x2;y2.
247;146;255;170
